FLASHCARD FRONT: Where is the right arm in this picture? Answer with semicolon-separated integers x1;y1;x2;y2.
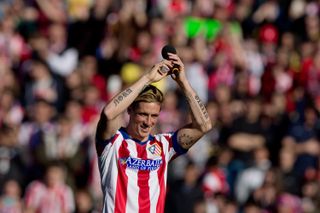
95;60;172;141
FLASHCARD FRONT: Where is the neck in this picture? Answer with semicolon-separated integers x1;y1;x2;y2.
125;125;147;141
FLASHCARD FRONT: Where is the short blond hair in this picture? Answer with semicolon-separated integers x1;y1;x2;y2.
130;85;164;110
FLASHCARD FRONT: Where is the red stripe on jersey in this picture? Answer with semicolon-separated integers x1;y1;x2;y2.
111;134;120;145
115;139;129;213
165;135;172;153
136;143;150;213
156;141;166;213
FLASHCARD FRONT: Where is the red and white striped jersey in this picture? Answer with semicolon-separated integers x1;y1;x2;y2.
24;180;75;213
96;127;187;213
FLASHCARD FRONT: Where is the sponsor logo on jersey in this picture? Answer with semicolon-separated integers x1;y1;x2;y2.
119;156;162;171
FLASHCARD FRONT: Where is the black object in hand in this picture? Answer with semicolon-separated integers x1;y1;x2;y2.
161;44;177;60
161;45;179;77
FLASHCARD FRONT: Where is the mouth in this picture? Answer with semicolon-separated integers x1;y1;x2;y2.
140;124;150;133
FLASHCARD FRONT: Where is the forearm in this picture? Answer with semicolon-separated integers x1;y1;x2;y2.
180;81;212;132
294;138;320;155
103;75;151;119
229;133;265;151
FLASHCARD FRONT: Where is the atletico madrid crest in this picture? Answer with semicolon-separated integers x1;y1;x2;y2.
148;143;162;156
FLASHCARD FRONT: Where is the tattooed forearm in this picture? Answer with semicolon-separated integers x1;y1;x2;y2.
113;88;133;106
194;95;209;119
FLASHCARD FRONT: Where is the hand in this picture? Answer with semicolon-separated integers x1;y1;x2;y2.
145;59;172;83
302;139;320;155
167;53;187;84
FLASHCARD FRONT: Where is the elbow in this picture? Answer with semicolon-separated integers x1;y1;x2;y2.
201;121;212;133
103;106;115;121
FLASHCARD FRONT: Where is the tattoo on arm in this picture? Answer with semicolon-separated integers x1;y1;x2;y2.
113;88;133;106
194;95;209;119
178;133;195;147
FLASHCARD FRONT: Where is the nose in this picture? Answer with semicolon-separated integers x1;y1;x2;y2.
144;115;153;126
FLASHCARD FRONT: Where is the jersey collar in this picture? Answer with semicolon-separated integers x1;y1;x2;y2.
119;127;154;145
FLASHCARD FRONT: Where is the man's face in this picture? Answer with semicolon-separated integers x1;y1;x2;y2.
129;102;161;141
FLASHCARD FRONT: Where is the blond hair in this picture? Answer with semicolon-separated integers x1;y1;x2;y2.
130;85;164;110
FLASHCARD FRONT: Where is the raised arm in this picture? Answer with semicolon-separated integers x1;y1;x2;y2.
95;60;172;141
168;53;212;149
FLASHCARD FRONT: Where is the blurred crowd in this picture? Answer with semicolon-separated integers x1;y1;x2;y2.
0;0;320;212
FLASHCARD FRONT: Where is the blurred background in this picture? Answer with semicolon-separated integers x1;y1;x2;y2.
0;0;320;212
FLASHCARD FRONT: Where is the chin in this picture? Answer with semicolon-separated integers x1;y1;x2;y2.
137;131;150;140
139;132;149;139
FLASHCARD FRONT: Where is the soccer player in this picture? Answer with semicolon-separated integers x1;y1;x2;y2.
95;52;212;213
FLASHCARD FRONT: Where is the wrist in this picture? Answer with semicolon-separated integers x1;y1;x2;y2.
178;80;192;91
140;74;152;85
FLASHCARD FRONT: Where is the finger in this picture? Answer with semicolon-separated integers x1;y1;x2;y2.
160;65;170;73
157;67;166;75
168;54;182;65
168;53;179;60
170;72;179;80
162;59;173;68
158;61;171;75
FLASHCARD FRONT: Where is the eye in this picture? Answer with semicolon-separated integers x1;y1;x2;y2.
137;113;148;117
151;114;159;118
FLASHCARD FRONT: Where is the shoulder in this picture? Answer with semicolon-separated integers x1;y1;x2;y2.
153;131;177;143
26;180;46;193
96;128;123;143
154;131;176;138
96;128;124;156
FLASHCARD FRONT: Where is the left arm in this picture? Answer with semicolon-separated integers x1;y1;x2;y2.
168;53;212;149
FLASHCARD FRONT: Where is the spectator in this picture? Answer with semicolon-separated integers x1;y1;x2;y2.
235;146;271;205
276;192;302;213
157;89;183;133
0;124;26;193
18;98;57;181
202;155;229;198
45;23;79;77
0;12;27;67
182;45;209;103
74;188;99;213
300;180;320;213
228;97;266;157
78;55;108;102
2;0;320;212
282;105;320;181
24;161;75;213
250;168;282;212
0;88;24;128
0;179;23;213
278;148;300;196
165;160;204;213
22;58;66;112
